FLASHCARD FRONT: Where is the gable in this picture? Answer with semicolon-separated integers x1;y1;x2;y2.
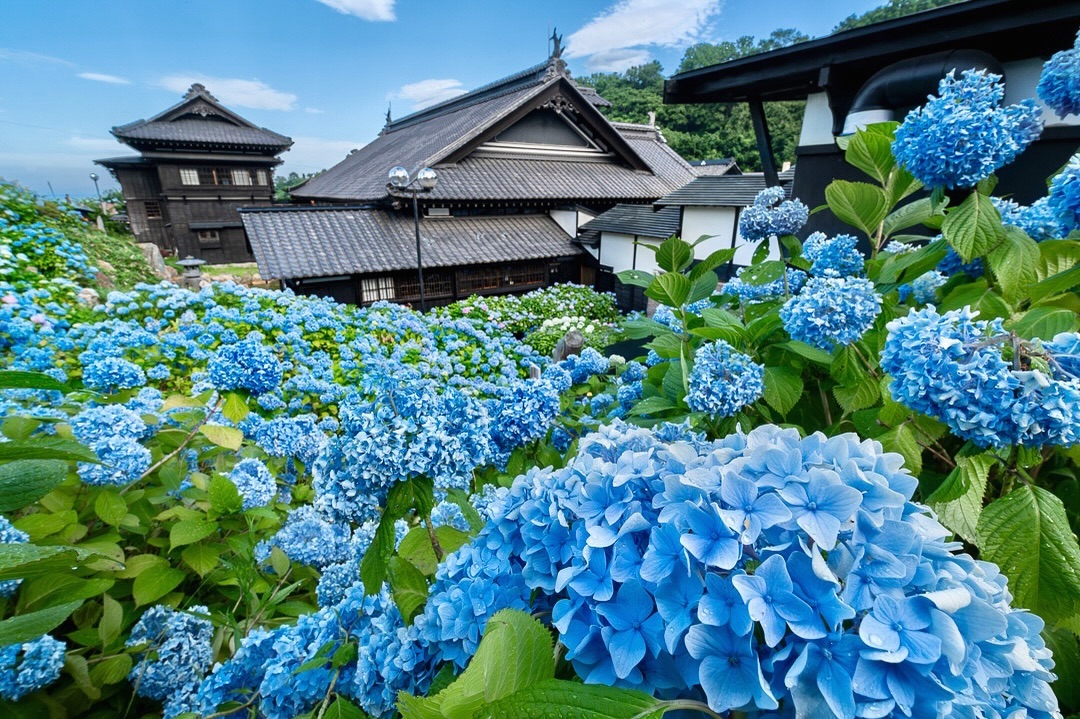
495;110;590;147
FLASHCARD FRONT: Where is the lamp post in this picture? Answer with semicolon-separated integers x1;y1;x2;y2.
387;166;438;312
89;172;105;232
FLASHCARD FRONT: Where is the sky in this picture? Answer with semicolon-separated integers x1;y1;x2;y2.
0;0;883;198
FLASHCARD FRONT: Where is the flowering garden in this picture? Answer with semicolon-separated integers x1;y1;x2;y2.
2;32;1080;719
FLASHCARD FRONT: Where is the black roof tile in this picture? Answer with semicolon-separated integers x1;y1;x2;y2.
654;171;794;208
579;204;681;239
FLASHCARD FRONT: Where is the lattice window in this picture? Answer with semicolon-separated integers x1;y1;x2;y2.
197;230;220;247
506;263;545;286
255;170;268;185
232;169;253;186
144;201;162;220
361;276;396;303
179;168;200;186
197;167;217;185
457;267;502;292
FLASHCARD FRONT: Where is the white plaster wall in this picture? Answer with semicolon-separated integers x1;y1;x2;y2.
798;92;836;147
548;209;578;236
599;232;661;274
682;206;778;267
1003;58;1080;128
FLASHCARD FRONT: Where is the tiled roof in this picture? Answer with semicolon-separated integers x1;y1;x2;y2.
292;58;694;203
654;171;795;208
240;207;581;280
689;159;739;176
579;204;681;239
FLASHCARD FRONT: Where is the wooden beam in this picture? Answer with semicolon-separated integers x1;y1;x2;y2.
748;96;780;188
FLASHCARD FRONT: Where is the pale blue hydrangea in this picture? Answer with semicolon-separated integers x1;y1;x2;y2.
228;458;277;510
992;197;1062;241
258;505;353;569
561;347;609;384
738;186;809;240
802;232;864;277
721;266;808;303
0;634;65;701
893;69;1042;189
1038;30;1080;117
78;436;151;486
780;276;881;350
686;341;764;417
207;339;283;395
250;414;326;466
81;356;146;392
127;605;213;719
69;403;148;445
937;246;984;278
1049;153;1080;233
898;270;947;304
147;363;171;380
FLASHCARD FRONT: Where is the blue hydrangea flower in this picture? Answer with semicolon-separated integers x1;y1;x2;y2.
0;634;66;701
127;605;213;718
207;339;283;395
1049;153;1080;233
228;457;277;510
937;245;984;277
992;197;1062;241
81;356;146;392
802;232;864;277
259;505;353;569
722;267;808;303
893;69;1042;189
739;186;809;241
70;403;148;445
685;340;764;417
78;436;151;486
898;270;947;304
780;276;881;350
1038;30;1080;118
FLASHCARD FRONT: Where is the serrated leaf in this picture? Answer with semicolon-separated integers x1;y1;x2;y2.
94;491;127;527
397;526;471;576
662;361;684;402
181;543;221;577
833;377;880;414
389;556;429;624
645;273;691;308
928;453;992;543
477;680;663;719
655;236;693;273
687;270;718;304
323;697;366;719
132;565;185;606
977;485;1080;623
0;459;69;512
878;424;922;476
987;226;1039;303
0;544;111;581
444;489;484;534
208;474;243;514
629;396;676;417
198;424;243;451
1010;307;1080;340
688;248;737;280
65;653;101;700
1029;263;1080;304
942;192;1002;262
1035;239;1080;282
845;128;895;184
0;599;82;645
825;180;888;238
779;341;833;366
170;519;217;550
89;653;132;686
762;366;803;416
98;593;123;648
739;259;785;286
0;436;99;464
160;394;207;411
882;197;940;238
222;392;249;424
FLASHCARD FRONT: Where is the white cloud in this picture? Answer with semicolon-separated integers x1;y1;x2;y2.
391;79;467;111
0;48;75;67
566;0;722;71
304;107;325;114
279;136;365;174
583;48;654;73
77;71;130;85
159;74;297;111
314;0;395;21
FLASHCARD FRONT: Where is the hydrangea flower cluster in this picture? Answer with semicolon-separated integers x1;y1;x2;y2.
127;605;214;719
721;267;808;303
1038;30;1080;118
1049;153;1080;233
992;197;1062;241
898;270;947;304
685;340;764;417
893;69;1042;189
81;356;146;391
883;305;1080;447
738;186;809;241
802;232;864;277
0;515;29;597
780;276;882;350
207;338;283;395
937;246;984;278
0;634;66;701
77;434;152;486
228;457;277;510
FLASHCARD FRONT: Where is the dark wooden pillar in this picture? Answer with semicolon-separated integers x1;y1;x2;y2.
748;96;780;187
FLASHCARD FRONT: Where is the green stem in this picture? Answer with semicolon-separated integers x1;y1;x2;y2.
425;512;445;561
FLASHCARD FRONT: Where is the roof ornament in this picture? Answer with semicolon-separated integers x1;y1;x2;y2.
183;83;218;102
550;28;564;59
385;103;392;126
545;27;569;80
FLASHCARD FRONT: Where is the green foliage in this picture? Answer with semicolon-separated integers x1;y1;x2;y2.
833;0;966;32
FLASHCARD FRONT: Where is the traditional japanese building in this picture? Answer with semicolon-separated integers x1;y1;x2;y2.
96;84;293;263
241;40;697;307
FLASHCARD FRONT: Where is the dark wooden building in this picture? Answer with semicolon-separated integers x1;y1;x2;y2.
242;44;698;306
96;84;293;263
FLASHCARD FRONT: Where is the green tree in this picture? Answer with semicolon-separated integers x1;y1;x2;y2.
833;0;965;32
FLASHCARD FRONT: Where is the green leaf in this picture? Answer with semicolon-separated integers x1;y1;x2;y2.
208;474;243;514
0;460;69;512
435;609;555;719
132;565;185;606
361;483;415;594
477;680;663;719
986;226;1039;303
322;697;366;719
779;341;833;366
661;361;684;402
738;260;785;286
629;396;676;417
645;273;691;308
222;392;249;424
687;270;718;304
444;488;484;534
942;192;1002;262
1044;630;1080;709
845;128;895;184
928;453;992;544
94;491;128;527
833;377;880;414
0;544;112;580
825;180;889;238
615;269;653;289
65;653;101;700
875;238;948;285
397;526;471;576
0;599;82;645
88;653;132;686
655;236;693;273
762;366;803;416
938;280;1012;320
882;198;940;238
198;424;243;451
1029;263;1080;304
977;485;1080;623
389;556;429;624
0;436;99;464
98;593;124;648
1035;239;1080;282
170;519;217;550
688;248;737;280
1010;306;1080;340
878;424;922;476
181;543;221;577
0;370;71;392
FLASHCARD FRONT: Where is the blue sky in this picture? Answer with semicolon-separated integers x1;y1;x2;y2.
0;0;882;197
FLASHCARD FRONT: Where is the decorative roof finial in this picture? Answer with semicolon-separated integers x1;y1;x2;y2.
386;103;392;125
550;28;564;59
183;83;218;102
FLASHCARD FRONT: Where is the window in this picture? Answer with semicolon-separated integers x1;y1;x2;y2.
361;276;396;303
197;230;221;247
189;167;263;187
197;167;217;185
255;170;268;185
232;169;253;186
179;168;200;186
144;201;162;220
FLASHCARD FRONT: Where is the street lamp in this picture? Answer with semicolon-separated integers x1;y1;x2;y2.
387;165;439;312
89;172;105;232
